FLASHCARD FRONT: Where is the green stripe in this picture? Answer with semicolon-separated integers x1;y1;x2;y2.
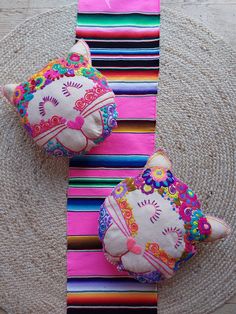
77;13;160;27
69;177;122;188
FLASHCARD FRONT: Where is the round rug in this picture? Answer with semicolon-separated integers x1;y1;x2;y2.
0;3;235;314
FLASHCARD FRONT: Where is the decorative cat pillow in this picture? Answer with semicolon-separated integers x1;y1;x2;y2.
2;40;117;157
99;149;230;283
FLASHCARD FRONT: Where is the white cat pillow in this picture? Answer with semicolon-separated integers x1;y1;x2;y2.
2;40;117;157
99;149;231;283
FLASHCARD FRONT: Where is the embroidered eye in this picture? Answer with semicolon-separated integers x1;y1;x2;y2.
138;199;161;224
39;96;59;116
162;227;183;249
62;81;83;97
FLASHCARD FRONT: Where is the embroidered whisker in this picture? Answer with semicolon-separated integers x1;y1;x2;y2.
39;96;59;116
62;81;83;97
162;227;183;249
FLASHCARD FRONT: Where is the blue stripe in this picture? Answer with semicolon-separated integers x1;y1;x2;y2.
67;198;104;212
69;155;149;168
67;278;156;292
91;48;160;55
110;82;158;95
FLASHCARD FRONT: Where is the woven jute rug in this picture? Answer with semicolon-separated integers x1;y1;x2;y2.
0;3;235;314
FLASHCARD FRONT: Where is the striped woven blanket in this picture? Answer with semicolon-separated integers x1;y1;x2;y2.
67;1;160;313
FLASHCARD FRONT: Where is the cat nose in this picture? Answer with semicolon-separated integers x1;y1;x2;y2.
127;237;142;255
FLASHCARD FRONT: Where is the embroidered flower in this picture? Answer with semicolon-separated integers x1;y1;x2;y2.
45;139;73;157
14;85;25;104
179;203;193;222
52;63;67;75
141;183;154;195
44;69;61;80
198;217;211;235
113;182;127;199
175;180;200;209
67;52;83;65
184;234;196;253
148;243;159;255
187;210;211;241
130;223;139;233
81;67;95;78
17;102;27;117
142;167;174;189
34;76;46;90
124;209;132;220
119;200;129;210
132;270;163;284
134;175;144;189
163;185;179;200
98;204;112;241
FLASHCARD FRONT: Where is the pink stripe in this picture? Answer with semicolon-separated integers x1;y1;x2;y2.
76;27;160;39
90;133;155;155
67;212;99;235
78;0;160;13
69;168;141;178
67;251;128;276
68;187;113;197
116;96;156;119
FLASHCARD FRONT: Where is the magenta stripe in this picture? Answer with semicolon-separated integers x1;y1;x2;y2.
90;133;155;155
76;26;160;39
68;187;113;197
67;251;129;276
69;168;141;178
78;0;160;13
92;54;159;59
116;96;156;119
67;212;99;235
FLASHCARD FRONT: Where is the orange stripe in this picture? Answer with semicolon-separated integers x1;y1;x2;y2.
67;292;158;306
101;70;159;81
114;120;156;133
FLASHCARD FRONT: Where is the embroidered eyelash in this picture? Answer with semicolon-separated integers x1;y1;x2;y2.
138;200;161;224
162;227;183;249
39;96;59;116
62;81;83;97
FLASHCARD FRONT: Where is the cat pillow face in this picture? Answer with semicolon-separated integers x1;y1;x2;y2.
99;150;230;283
2;40;117;157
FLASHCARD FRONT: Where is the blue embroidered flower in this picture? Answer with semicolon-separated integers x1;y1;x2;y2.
44;139;74;157
98;204;112;240
131;270;163;283
142;167;175;189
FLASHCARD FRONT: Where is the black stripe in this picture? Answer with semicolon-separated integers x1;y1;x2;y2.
92;59;159;67
80;40;159;49
100;68;159;74
67;277;142;283
67;308;157;314
67;237;102;250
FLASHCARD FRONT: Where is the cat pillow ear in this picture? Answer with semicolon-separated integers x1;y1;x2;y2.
69;39;91;64
204;216;231;242
145;148;172;170
1;84;18;105
1;40;117;157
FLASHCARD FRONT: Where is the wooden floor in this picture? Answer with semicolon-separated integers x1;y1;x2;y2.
0;1;235;313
